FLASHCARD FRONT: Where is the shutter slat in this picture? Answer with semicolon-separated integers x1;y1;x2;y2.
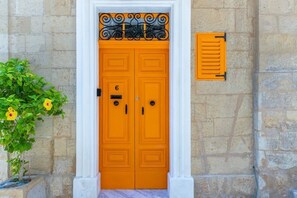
202;54;221;58
202;61;220;64
202;48;221;50
201;64;221;67
202;71;221;74
202;41;220;43
196;32;226;80
202;59;220;62
201;66;221;70
202;44;221;46
202;69;221;72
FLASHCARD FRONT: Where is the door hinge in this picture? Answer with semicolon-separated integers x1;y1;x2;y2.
97;88;102;97
216;72;227;81
215;32;227;42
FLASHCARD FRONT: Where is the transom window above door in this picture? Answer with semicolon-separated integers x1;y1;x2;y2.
99;13;169;41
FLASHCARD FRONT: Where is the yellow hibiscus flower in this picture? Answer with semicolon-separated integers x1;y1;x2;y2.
43;99;53;111
6;107;18;121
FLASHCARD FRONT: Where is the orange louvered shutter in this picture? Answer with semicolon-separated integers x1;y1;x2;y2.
196;32;227;80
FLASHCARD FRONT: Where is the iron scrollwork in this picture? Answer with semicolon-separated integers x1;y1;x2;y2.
99;13;169;41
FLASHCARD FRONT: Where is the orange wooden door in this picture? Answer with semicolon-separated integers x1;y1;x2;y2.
135;48;169;188
99;42;169;189
99;48;135;189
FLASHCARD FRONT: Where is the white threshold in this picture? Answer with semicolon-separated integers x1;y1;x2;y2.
74;0;193;198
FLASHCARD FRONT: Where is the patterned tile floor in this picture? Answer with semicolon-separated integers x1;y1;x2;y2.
99;190;169;198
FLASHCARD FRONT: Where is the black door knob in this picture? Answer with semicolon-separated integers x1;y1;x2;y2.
150;100;156;106
114;101;119;106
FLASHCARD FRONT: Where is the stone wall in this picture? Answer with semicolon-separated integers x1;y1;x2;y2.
0;0;9;183
1;0;297;197
191;0;257;196
0;0;76;197
256;0;297;196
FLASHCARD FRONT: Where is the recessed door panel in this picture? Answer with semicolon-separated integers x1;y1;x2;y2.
136;49;168;77
101;49;134;75
139;149;166;168
137;78;167;143
102;78;130;142
103;148;130;168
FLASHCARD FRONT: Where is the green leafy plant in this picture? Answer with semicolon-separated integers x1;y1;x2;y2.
0;58;67;181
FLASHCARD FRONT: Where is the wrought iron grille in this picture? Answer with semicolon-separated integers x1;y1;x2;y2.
99;13;169;41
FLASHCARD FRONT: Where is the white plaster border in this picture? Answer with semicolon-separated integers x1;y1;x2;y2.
74;0;193;197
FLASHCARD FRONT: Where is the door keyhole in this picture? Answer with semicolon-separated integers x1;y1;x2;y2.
114;101;119;106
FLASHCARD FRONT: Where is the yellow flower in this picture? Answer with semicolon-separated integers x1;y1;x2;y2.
6;107;18;121
43;99;53;111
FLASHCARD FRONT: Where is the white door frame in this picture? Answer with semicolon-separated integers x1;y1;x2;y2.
73;0;193;198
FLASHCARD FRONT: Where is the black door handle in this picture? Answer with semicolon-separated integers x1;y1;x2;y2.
142;107;144;115
150;100;155;106
125;104;128;114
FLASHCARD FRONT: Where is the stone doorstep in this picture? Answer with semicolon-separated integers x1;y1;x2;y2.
0;176;46;198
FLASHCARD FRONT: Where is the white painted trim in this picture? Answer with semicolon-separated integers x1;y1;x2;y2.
74;0;193;197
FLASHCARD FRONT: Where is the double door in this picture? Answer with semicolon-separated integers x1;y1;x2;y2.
99;42;169;189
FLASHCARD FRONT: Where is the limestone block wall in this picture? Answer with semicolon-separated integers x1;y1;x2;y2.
256;0;297;196
0;146;8;183
0;0;8;61
191;0;257;196
0;0;76;197
1;0;296;197
0;0;9;183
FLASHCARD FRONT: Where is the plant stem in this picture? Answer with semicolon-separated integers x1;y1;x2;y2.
18;154;24;181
